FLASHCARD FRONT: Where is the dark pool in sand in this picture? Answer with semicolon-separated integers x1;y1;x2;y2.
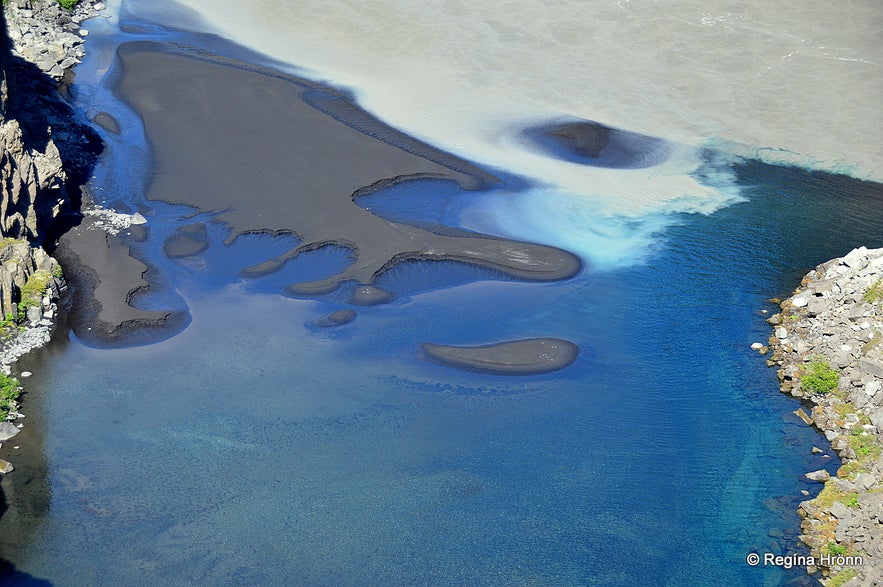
0;5;881;587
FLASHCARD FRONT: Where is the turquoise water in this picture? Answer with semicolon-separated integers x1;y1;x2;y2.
1;6;882;587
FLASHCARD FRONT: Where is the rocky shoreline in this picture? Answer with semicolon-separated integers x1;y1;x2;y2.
0;0;105;475
764;246;883;586
4;0;106;80
0;239;65;474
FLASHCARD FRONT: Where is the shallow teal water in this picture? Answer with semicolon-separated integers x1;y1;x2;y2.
1;7;882;587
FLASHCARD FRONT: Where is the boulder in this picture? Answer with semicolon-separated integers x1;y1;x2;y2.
840;247;868;268
829;501;851;519
859;358;883;378
793;408;814;425
804;470;830;482
0;421;21;441
854;473;876;491
869;408;883;431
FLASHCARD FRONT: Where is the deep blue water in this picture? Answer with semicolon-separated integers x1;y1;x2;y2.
0;8;882;587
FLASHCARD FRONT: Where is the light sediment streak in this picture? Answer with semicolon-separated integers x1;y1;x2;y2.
125;0;882;263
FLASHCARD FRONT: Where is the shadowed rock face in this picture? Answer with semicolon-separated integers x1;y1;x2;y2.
421;338;579;375
115;44;581;297
0;7;100;245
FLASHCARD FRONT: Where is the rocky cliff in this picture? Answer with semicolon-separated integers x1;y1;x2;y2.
766;247;883;586
0;2;100;468
1;2;100;245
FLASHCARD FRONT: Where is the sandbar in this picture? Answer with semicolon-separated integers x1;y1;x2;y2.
54;215;187;345
421;338;579;375
114;43;581;296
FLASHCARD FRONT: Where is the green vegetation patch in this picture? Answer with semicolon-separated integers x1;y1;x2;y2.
828;568;857;587
801;358;839;394
57;0;80;9
0;237;24;249
0;374;21;420
17;269;51;316
814;483;848;510
824;541;847;557
864;278;883;304
837;461;867;480
848;429;881;460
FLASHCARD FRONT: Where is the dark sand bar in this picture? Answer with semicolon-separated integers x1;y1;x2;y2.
115;43;581;296
421;338;579;375
54;216;187;344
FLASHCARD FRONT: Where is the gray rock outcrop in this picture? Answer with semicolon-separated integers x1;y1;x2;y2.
1;2;101;245
4;0;105;80
767;246;883;585
0;1;100;478
0;238;61;320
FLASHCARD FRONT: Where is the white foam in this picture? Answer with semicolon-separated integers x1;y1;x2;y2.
460;152;744;268
121;0;882;265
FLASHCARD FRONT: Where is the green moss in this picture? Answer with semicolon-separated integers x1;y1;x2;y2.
864;278;883;304
57;0;80;9
838;461;867;480
17;269;51;317
827;568;857;587
863;331;882;356
801;358;839;394
843;493;860;509
824;541;847;557
814;483;846;509
0;374;21;420
848;430;881;459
